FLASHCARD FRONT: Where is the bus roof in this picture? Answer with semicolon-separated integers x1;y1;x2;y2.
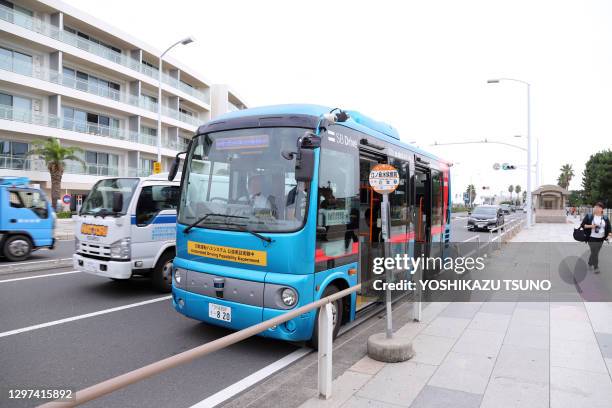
207;104;448;165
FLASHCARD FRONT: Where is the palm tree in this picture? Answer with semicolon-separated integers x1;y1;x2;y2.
514;185;522;204
557;164;574;190
508;185;514;202
27;138;85;208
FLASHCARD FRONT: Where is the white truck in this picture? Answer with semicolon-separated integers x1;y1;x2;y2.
73;174;180;292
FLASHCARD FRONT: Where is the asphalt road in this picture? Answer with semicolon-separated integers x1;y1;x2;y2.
0;270;299;408
450;211;525;242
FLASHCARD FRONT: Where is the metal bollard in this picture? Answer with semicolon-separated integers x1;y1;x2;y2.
318;303;333;400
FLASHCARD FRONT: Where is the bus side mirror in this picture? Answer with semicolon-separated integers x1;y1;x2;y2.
294;133;320;183
295;148;314;182
168;157;180;181
112;192;123;213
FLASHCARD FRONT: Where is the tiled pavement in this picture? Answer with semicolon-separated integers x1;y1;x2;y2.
299;221;612;408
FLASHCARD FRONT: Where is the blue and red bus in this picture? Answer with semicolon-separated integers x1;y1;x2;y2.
169;104;451;343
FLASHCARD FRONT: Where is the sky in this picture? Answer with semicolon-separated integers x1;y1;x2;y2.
67;0;612;202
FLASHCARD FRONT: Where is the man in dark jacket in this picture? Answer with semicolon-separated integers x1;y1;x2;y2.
580;202;611;273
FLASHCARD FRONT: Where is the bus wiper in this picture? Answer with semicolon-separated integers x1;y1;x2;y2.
183;213;248;234
197;221;273;244
231;224;272;244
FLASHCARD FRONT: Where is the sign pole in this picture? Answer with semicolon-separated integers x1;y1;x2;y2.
367;164;415;363
382;193;393;339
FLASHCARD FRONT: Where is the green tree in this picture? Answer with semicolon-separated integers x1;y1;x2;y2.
27;138;85;207
508;185;514;201
582;150;612;206
515;185;522;204
568;190;585;207
522;190;527;203
466;184;476;206
557;163;574;190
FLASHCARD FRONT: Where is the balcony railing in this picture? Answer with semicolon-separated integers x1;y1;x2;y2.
0;55;199;128
127;167;153;177
0;155;121;176
0;4;211;105
0;106;179;150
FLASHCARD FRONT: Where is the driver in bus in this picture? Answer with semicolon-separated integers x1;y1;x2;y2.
239;175;277;217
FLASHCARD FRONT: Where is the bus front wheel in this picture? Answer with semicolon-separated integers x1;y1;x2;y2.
308;285;342;349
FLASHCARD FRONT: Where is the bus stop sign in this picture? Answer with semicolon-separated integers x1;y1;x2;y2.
368;164;399;194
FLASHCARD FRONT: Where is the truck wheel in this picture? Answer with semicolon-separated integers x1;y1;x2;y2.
308;285;343;349
152;251;175;292
3;235;32;262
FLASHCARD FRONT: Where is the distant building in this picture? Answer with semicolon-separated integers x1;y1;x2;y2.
0;0;247;206
532;184;570;223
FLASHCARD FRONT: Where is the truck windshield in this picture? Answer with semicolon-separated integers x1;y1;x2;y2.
179;127;310;233
80;178;139;215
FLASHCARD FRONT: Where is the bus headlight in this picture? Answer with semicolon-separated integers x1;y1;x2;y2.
110;238;131;260
281;288;298;307
174;268;186;287
74;237;80;252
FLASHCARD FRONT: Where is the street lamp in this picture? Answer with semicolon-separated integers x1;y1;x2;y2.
488;78;533;227
157;36;196;167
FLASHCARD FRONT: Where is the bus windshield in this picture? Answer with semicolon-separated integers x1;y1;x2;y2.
179;127;309;233
80;178;139;215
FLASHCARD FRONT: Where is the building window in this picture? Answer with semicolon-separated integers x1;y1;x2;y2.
62;66;121;99
179;107;193;117
63;25;122;54
142;60;158;70
0;46;33;76
0;92;32;121
0;139;29;170
82;151;118;176
140;125;157;137
61;105;120;136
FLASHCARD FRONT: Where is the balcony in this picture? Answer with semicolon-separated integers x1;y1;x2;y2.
0;56;199;128
0;105;180;150
0;4;210;105
0;154;120;176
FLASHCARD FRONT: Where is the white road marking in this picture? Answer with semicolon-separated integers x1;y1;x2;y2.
0;270;81;283
0;257;72;266
0;295;172;338
190;348;312;408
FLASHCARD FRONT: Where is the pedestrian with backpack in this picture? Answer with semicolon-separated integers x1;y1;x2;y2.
580;202;612;273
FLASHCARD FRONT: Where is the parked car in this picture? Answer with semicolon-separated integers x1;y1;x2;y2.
467;205;505;231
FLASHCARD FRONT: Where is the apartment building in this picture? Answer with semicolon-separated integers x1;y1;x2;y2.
0;0;247;206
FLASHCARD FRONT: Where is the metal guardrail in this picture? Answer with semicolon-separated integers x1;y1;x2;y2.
39;284;362;407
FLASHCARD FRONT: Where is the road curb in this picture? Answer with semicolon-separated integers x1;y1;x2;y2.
0;257;73;275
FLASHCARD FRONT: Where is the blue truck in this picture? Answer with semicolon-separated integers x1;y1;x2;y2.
0;177;55;261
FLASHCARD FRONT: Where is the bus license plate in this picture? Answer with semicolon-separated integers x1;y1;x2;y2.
209;303;231;322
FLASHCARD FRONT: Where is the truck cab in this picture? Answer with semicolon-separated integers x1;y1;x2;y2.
73;174;180;291
0;176;55;261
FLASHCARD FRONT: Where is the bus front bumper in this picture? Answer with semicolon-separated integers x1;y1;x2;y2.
73;254;132;279
172;286;315;342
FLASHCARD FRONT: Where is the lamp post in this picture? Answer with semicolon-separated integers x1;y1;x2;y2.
488;78;532;227
157;36;195;167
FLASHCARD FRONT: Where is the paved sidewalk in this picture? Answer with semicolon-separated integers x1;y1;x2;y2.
55;217;74;240
298;222;612;408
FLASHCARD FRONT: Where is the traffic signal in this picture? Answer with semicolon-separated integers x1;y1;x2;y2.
502;163;516;170
482;186;490;190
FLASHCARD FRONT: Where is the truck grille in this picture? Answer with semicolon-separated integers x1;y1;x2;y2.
78;242;111;258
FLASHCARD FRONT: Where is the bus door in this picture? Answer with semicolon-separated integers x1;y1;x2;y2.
357;152;386;310
414;166;432;261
